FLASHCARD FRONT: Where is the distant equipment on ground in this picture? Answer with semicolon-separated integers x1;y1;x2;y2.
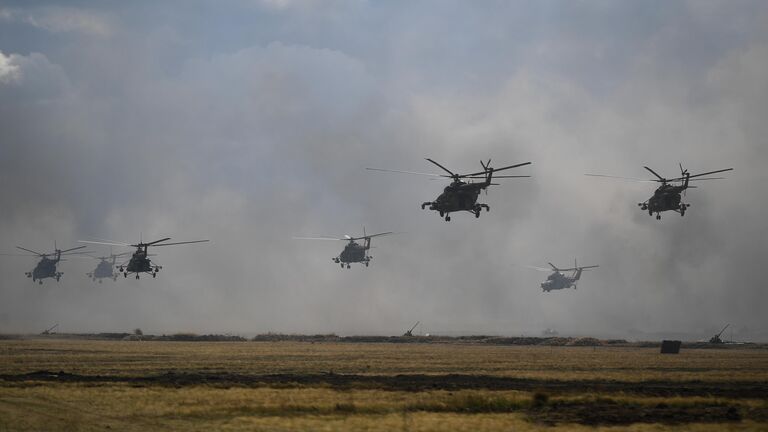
0;243;89;284
41;323;58;335
660;340;681;354
586;164;733;220
367;158;531;221
294;228;393;269
403;321;420;337
527;259;598;292
86;252;130;282
79;237;209;279
709;324;730;344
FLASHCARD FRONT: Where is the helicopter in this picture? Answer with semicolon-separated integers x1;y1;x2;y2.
85;252;130;282
586;164;733;220
367;158;531;221
527;260;598;292
79;237;209;279
0;243;88;284
294;229;392;268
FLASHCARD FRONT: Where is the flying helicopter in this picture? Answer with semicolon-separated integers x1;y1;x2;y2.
527;260;598;292
294;229;392;268
0;243;88;284
366;158;531;221
586;164;733;220
79;237;209;279
85;252;130;282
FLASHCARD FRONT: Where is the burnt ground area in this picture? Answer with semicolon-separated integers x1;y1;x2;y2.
3;370;767;399
527;399;746;426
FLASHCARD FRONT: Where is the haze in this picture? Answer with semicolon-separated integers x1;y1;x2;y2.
1;1;766;341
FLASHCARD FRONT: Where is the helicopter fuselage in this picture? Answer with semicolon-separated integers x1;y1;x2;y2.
119;247;161;279
640;184;689;219
422;180;490;221
541;272;577;292
333;239;372;268
27;255;62;283
89;259;117;281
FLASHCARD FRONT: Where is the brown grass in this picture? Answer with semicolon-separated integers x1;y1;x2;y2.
0;338;766;431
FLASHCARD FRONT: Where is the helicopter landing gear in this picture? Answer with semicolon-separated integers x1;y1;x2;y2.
38;280;43;285
152;273;156;278
365;261;369;267
656;214;661;220
98;279;103;284
679;203;690;216
136;274;140;280
445;215;451;221
474;209;480;218
346;264;351;269
340;263;344;268
439;211;444;217
124;272;128;278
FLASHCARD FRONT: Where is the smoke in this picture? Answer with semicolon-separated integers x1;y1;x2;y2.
0;1;766;340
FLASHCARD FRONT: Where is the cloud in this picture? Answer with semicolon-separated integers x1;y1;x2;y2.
0;2;766;340
0;6;111;36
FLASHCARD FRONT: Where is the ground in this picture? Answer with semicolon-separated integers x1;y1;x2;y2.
0;338;766;431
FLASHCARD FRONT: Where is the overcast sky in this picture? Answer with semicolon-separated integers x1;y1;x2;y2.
1;1;766;340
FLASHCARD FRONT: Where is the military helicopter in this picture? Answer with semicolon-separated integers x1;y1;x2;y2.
367;158;531;221
586;164;733;220
0;243;88;284
294;229;392;268
528;260;598;292
85;252;130;282
79;237;208;279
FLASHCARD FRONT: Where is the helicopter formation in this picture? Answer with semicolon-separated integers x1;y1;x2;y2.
3;158;732;292
2;237;208;284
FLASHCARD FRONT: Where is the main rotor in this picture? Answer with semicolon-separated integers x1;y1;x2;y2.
79;237;209;250
586;164;733;186
366;158;532;183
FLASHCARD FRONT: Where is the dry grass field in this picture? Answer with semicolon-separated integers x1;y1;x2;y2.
0;338;766;431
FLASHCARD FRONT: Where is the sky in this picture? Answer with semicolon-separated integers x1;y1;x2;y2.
0;0;766;340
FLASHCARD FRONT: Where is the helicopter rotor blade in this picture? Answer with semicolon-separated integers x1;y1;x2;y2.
685;168;734;179
460;161;532;178
643;166;666;181
351;231;393;240
58;245;87;254
79;240;131;247
523;265;552;272
466;175;531;179
293;236;344;241
150;239;208;247
425;158;456;176
584;174;657;182
0;253;39;257
16;246;43;255
365;167;446;177
142;237;172;246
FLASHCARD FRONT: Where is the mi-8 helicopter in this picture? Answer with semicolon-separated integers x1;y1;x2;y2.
85;252;129;282
367;158;531;221
294;229;392;268
528;260;598;292
0;244;88;284
586;164;733;220
79;237;208;279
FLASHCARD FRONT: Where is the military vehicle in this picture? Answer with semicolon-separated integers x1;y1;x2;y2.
1;244;88;284
528;260;598;292
79;237;208;279
85;252;129;282
367;158;531;221
586;164;733;220
294;229;392;268
403;321;420;337
709;324;730;344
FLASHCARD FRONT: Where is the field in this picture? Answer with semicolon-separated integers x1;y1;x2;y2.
0;338;767;431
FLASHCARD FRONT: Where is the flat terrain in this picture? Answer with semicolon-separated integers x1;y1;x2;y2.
0;338;767;431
